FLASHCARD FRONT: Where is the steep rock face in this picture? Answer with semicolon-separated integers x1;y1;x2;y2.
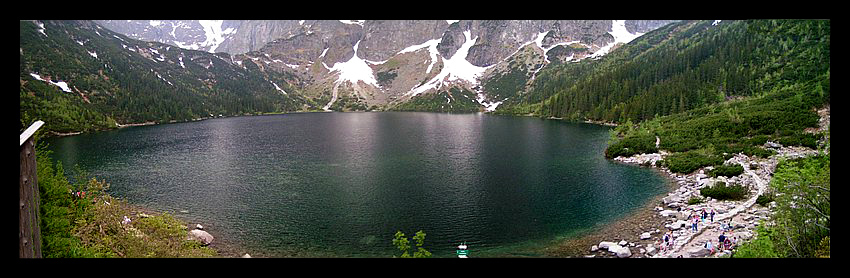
358;20;448;62
97;20;678;112
437;21;467;59
625;20;677;34
215;20;304;54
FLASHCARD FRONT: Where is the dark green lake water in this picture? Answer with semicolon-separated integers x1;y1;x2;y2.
45;112;668;257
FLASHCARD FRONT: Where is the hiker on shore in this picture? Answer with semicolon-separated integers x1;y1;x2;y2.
691;215;699;232
718;233;727;251
702;208;708;225
704;240;715;255
711;208;714;223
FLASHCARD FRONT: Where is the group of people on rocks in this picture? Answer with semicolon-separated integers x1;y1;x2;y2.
704;232;738;256
656;207;742;257
691;207;716;231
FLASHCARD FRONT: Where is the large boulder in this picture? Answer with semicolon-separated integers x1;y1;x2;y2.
662;194;685;205
659;210;678;218
598;241;618;250
645;246;657;256
666;220;690;230
187;229;214;245
608;245;632;258
687;246;711;258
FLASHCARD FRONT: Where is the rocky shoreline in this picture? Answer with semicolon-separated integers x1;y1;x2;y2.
543;143;822;258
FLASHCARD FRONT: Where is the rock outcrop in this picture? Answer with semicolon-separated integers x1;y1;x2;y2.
188;229;214;245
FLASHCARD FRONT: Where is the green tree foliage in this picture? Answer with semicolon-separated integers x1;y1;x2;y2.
391;87;482;113
392;230;432;258
508;20;829;126
731;224;783;258
20;20;313;135
768;154;830;258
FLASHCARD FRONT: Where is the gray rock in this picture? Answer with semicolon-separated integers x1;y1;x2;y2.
662;194;684;205
764;141;782;149
591;245;599;252
687;246;711;258
659;210;678;217
666;220;690;230
667;202;684;209
608;245;632;258
598;241;617;250
187;229;214;245
640;232;652;240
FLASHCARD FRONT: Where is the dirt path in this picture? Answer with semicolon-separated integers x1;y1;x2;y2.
656;159;768;257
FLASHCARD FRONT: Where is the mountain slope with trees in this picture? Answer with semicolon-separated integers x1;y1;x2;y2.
20;20;317;135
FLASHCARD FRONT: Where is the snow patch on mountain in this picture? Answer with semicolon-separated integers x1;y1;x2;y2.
339;20;365;26
591;20;643;58
198;20;236;53
30;73;72;93
36;21;47;37
408;30;491;96
476;93;504;112
271;81;287;94
328;40;379;87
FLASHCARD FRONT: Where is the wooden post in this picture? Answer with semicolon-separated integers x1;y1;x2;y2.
20;121;44;258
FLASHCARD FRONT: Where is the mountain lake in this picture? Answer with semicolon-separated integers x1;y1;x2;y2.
44;112;669;257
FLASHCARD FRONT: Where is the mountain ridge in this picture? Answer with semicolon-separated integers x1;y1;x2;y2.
95;20;676;112
20;20;677;134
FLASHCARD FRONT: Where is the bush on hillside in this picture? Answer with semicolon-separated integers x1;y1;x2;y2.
659;149;724;174
605;134;657;158
700;182;749;201
708;163;745;177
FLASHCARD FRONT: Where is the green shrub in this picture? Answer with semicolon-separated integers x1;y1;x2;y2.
687;197;704;205
756;194;774;207
662;149;724;174
605;133;658;158
709;163;745;177
776;132;823;149
742;146;776;158
732;224;783;258
700;182;748;200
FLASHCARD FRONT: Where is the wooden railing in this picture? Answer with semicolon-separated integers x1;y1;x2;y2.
19;121;44;258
